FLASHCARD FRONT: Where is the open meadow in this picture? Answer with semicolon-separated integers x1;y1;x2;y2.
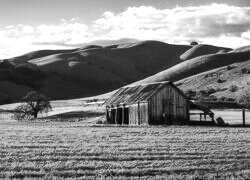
0;120;250;179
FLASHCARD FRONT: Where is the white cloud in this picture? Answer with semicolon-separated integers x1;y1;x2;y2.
1;3;250;59
0;20;94;58
93;3;250;47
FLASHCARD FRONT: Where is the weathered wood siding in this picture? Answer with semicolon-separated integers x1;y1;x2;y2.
138;102;148;125
128;102;148;125
129;104;138;125
148;85;188;125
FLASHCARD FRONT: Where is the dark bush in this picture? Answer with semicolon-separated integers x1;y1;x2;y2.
207;87;216;94
204;74;210;78
218;96;226;102
228;84;238;92
190;41;198;46
227;65;235;70
217;78;226;83
185;89;196;98
241;68;250;74
209;95;217;101
237;94;250;108
199;87;216;96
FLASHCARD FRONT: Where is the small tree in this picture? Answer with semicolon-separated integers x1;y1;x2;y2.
14;91;52;120
190;41;198;46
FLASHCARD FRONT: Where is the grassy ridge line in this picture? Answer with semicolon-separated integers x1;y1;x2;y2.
180;44;231;60
135;50;250;85
0;124;249;179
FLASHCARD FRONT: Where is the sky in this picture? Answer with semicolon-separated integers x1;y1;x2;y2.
1;0;250;58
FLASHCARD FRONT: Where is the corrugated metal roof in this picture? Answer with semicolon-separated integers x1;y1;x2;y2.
104;81;170;106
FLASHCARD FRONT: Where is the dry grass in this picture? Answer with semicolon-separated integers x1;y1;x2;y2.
0;121;249;179
178;60;250;104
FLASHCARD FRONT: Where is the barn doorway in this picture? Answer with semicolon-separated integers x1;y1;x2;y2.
113;107;129;125
123;108;129;124
163;99;173;124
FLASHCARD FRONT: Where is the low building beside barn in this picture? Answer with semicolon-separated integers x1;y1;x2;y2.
103;81;189;125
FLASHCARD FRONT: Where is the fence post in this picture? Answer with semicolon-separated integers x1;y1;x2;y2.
242;108;245;126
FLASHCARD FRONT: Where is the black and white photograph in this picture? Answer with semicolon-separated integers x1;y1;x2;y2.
0;0;250;179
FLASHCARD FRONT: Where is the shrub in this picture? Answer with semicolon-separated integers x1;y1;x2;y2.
241;68;250;74
237;94;250;108
207;87;216;94
227;65;235;70
204;74;209;78
218;96;226;102
217;78;226;83
185;89;196;98
190;41;198;46
228;84;238;92
209;95;217;101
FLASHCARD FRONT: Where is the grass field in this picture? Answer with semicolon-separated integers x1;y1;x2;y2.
0;121;250;179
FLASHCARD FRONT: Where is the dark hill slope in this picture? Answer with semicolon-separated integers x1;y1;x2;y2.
27;41;192;84
0;40;239;104
0;41;193;103
135;50;250;85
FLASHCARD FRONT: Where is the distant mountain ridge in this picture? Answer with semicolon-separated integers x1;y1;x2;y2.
0;39;249;105
0;40;190;103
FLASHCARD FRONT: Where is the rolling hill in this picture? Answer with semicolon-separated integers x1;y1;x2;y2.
135;49;250;84
0;40;249;106
0;40;193;104
176;60;250;105
180;44;231;60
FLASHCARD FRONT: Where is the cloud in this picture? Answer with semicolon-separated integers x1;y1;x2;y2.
0;19;94;58
1;3;250;59
93;3;250;46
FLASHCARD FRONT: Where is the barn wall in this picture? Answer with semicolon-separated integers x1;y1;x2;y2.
148;85;188;125
129;104;138;125
128;102;148;125
138;102;148;125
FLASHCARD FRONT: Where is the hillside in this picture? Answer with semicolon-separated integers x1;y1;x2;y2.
0;40;194;104
180;44;231;60
135;49;250;84
176;60;250;105
1;40;249;105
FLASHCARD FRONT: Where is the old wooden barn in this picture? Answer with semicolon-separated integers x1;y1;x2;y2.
104;81;189;125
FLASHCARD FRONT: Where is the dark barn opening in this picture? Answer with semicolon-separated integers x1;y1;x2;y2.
106;107;129;124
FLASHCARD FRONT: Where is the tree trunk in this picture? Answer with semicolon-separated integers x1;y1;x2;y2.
34;110;38;119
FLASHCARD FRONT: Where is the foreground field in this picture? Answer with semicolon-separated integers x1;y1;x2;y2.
0;122;250;179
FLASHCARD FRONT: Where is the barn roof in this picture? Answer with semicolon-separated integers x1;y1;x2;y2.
104;81;181;106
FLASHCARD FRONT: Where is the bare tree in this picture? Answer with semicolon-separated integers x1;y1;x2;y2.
14;91;52;120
